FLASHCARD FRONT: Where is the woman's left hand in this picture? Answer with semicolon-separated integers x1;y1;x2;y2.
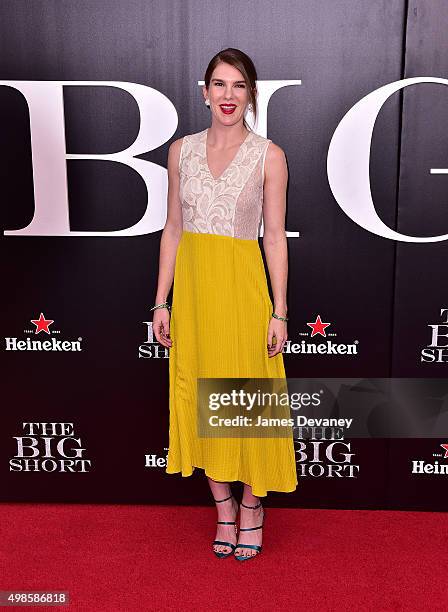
267;317;287;357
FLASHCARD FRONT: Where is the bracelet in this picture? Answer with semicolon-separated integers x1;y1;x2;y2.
150;301;171;312
272;312;288;322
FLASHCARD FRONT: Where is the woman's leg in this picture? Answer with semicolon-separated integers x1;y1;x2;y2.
234;483;264;558
207;477;238;555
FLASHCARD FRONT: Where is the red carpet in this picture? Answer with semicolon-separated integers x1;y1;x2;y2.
1;503;447;611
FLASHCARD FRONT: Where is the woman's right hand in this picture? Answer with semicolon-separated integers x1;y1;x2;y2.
153;307;172;348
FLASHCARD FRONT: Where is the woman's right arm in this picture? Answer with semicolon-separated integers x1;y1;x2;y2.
152;137;184;348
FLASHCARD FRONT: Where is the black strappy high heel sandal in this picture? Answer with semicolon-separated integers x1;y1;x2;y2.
234;500;265;561
212;493;238;559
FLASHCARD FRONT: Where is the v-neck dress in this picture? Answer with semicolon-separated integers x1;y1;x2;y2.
165;127;298;497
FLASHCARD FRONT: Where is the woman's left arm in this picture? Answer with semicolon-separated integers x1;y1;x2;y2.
262;142;289;358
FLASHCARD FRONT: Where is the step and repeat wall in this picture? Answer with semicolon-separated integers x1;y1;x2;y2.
1;0;447;510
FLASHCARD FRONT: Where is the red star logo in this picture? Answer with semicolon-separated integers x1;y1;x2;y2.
306;314;331;337
440;443;448;459
30;312;54;335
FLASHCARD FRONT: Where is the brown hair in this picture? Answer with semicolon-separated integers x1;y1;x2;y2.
204;48;258;131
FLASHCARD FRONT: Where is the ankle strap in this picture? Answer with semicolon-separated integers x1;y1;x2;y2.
241;501;261;509
214;494;233;503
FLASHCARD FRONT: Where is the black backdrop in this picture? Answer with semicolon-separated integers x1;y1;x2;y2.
1;0;447;510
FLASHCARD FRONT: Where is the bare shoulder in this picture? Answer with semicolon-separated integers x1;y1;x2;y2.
264;140;287;182
168;136;184;159
265;140;286;164
167;137;184;173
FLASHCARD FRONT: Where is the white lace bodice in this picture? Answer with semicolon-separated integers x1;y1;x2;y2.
178;128;271;240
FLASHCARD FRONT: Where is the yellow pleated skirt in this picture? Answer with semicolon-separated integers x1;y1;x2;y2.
166;230;298;497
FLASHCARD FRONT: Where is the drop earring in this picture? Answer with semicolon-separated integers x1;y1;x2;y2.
205;99;210;107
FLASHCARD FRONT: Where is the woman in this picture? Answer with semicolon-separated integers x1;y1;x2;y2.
152;48;298;561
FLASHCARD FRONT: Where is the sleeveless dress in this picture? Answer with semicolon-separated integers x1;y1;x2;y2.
166;127;298;497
